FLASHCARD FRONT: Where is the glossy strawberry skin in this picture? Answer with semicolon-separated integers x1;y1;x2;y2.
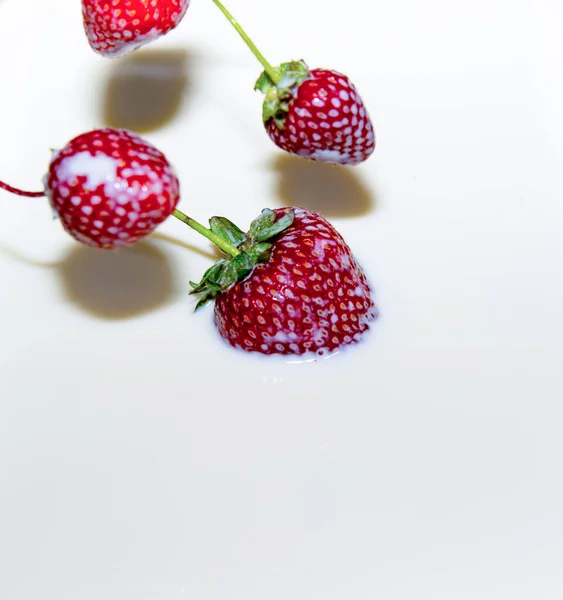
44;128;180;249
266;69;375;166
214;208;376;356
82;0;190;58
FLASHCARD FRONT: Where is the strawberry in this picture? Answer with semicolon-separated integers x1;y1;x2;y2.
210;0;375;166
82;0;191;58
188;207;377;356
256;61;375;166
0;128;180;249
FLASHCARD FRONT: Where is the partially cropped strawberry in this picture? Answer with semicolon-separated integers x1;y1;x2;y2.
82;0;190;58
256;61;375;166
189;207;376;356
0;128;180;249
209;1;375;166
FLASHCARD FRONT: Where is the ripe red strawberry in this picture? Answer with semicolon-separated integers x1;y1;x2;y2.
256;62;375;166
189;207;376;356
209;0;375;166
82;0;191;58
0;128;180;249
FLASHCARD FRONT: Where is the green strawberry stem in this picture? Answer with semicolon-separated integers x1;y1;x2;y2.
172;209;240;257
0;180;45;198
210;0;281;85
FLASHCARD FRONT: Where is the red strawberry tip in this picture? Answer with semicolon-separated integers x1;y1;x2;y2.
189;208;295;309
255;60;311;129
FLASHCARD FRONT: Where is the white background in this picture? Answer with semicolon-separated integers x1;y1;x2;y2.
0;0;562;598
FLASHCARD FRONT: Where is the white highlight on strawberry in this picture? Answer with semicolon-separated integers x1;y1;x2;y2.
56;152;120;192
310;149;347;164
272;331;299;343
105;27;161;58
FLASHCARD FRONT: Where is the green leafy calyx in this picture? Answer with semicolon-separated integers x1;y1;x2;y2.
255;60;311;130
189;209;295;310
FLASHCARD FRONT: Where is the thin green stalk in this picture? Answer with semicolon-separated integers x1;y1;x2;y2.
172;209;240;257
211;0;281;85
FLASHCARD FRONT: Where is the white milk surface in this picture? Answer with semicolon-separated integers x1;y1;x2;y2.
0;0;562;598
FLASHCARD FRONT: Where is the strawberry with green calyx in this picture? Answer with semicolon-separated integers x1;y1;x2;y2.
186;207;376;356
210;0;375;166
